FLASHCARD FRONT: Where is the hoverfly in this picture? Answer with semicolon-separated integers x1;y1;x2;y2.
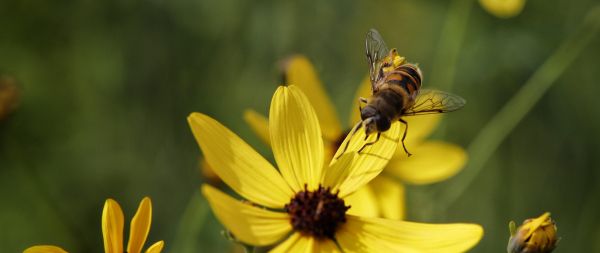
340;29;466;157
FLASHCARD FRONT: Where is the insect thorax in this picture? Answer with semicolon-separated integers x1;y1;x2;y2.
369;88;406;121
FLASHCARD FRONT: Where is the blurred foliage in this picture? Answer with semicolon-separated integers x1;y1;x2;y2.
0;75;20;119
1;0;599;252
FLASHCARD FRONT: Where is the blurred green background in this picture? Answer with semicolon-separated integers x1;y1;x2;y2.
1;0;599;252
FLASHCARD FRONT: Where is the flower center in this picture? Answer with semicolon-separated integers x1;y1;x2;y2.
285;185;350;239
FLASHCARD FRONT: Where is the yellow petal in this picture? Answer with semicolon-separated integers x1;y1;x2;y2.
270;85;324;191
387;141;467;185
102;199;124;253
337;215;483;253
269;233;309;253
332;121;401;197
243;109;271;145
349;76;371;126
145;241;164;253
323;143;338;163
370;177;405;220
283;55;342;140
270;233;340;253
24;245;68;253
199;157;220;182
127;197;152;253
188;113;293;208
202;185;292;246
479;0;526;18
344;184;379;218
398;114;442;149
320;152;355;193
524;212;551;238
312;239;341;253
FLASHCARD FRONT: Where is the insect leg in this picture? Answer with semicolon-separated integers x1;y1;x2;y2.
357;98;370;141
398;118;412;157
358;132;381;154
358;97;368;112
335;121;362;159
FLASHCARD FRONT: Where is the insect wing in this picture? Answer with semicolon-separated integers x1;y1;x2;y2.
366;29;390;90
404;89;466;116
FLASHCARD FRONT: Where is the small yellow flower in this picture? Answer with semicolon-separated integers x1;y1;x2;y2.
479;0;526;18
189;85;483;252
507;212;558;253
24;197;164;253
244;55;467;219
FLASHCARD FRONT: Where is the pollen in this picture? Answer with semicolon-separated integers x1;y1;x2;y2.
285;185;350;239
393;55;405;67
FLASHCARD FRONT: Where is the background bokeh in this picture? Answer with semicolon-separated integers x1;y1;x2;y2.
1;0;599;252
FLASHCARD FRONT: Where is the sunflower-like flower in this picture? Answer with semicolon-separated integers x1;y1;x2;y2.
189;85;482;252
243;55;467;219
25;197;164;253
479;0;526;18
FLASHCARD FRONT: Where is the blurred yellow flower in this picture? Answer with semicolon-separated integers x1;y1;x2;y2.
23;246;67;253
479;0;526;18
24;197;164;253
244;55;467;219
507;212;558;253
189;85;483;252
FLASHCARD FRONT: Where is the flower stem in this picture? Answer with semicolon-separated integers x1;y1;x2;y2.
573;175;600;251
169;190;210;253
439;5;600;209
428;0;475;91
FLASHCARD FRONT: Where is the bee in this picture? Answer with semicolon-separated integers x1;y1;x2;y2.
341;29;466;157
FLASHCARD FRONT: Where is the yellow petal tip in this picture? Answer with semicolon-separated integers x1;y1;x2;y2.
24;245;68;253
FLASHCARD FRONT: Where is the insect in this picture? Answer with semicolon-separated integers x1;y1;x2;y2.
341;29;466;157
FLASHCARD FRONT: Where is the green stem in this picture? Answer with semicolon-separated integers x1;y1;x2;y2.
169;190;210;253
573;182;600;252
439;5;600;209
429;0;475;91
3;136;80;249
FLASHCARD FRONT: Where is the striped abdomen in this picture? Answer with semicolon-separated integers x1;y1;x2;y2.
383;64;422;100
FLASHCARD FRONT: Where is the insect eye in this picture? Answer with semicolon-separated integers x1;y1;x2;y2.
360;106;376;120
375;116;391;131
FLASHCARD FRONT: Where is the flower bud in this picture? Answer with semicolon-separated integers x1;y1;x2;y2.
507;212;558;253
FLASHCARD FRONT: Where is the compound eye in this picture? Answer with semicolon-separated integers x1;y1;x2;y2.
360;106;376;120
375;116;391;131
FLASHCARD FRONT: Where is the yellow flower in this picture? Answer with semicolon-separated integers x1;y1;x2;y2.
507;212;558;253
24;197;164;253
244;55;467;219
479;0;526;18
189;85;483;252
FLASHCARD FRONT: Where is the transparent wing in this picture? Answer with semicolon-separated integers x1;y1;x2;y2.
366;29;390;90
403;89;466;116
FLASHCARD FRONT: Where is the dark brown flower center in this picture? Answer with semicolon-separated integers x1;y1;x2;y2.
284;185;350;239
